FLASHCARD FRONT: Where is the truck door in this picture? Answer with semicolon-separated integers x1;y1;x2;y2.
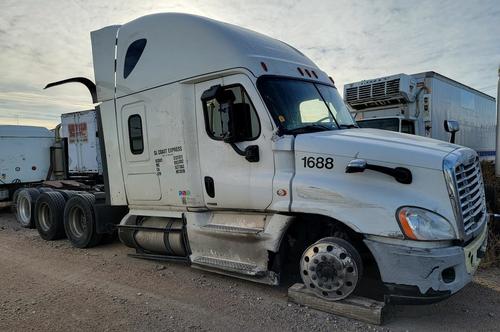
116;99;162;203
195;74;274;210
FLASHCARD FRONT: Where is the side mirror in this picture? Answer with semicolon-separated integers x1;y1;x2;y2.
345;159;367;173
444;120;459;143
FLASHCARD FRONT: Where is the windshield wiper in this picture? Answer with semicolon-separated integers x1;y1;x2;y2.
338;124;358;129
284;124;334;135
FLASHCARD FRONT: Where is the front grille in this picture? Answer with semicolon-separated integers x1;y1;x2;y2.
454;157;486;235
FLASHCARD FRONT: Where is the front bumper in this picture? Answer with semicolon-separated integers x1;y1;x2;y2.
364;223;488;304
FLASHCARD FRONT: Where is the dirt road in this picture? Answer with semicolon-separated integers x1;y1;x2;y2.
0;210;498;331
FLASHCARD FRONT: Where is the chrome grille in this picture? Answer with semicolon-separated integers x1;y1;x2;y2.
454;157;486;235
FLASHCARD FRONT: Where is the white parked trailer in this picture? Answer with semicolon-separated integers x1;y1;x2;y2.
60;110;102;175
33;13;488;305
344;72;496;160
0;125;54;200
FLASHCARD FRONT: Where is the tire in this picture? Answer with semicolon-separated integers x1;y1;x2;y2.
300;237;363;301
38;187;54;193
34;191;67;241
10;187;25;213
63;193;102;248
16;188;40;228
58;190;85;200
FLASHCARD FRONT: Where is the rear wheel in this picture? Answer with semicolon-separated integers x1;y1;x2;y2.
35;191;66;240
300;237;363;301
58;190;85;200
16;188;40;228
10;187;24;213
63;194;102;248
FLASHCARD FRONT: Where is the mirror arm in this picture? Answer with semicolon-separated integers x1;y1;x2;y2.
450;132;456;144
229;143;259;163
345;159;412;184
230;142;246;156
366;164;412;184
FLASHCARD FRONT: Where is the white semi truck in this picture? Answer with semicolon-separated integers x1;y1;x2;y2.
21;13;488;304
344;72;496;160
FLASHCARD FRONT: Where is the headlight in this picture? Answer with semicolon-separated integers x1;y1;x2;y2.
397;207;456;241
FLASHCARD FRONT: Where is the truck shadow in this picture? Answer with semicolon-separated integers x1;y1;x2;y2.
384;280;500;330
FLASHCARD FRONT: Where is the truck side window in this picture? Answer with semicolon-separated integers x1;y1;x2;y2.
203;85;260;141
124;39;147;79
128;114;144;154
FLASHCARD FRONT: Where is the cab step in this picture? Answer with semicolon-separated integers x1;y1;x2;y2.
201;224;262;235
192;256;263;276
191;255;279;285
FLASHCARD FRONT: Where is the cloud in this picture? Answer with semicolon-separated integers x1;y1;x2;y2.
0;0;498;128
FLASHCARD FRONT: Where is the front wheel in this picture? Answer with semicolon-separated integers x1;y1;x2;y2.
300;237;363;301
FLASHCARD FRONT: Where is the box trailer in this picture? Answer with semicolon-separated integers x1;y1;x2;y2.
344;72;496;160
18;13;488;304
60;110;102;176
1;110;103;202
0;125;54;200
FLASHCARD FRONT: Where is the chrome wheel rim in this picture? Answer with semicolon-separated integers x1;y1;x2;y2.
18;196;31;226
37;202;51;231
68;206;86;238
300;241;359;300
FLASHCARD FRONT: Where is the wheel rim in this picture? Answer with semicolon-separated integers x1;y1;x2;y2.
68;206;86;238
37;202;51;231
18;196;31;225
300;241;359;300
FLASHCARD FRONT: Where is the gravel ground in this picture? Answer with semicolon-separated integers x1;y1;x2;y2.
0;209;498;331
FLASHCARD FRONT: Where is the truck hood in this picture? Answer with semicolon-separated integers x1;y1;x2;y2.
294;128;459;170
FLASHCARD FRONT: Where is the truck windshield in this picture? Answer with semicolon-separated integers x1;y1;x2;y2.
257;77;357;134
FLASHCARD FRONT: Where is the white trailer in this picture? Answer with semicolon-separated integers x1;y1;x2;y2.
24;13;488;305
0;126;54;200
344;72;496;160
60;110;102;176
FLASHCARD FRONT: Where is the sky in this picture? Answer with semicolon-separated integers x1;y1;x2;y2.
0;0;499;128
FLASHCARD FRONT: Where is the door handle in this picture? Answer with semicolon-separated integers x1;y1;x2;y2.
204;176;215;198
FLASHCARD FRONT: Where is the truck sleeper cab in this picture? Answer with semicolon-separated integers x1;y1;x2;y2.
47;13;487;304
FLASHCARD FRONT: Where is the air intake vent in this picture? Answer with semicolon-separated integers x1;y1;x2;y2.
386;79;400;95
359;85;371;99
343;74;414;111
345;87;358;102
372;82;385;97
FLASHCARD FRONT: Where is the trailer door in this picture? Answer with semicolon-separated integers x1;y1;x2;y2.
195;74;274;210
